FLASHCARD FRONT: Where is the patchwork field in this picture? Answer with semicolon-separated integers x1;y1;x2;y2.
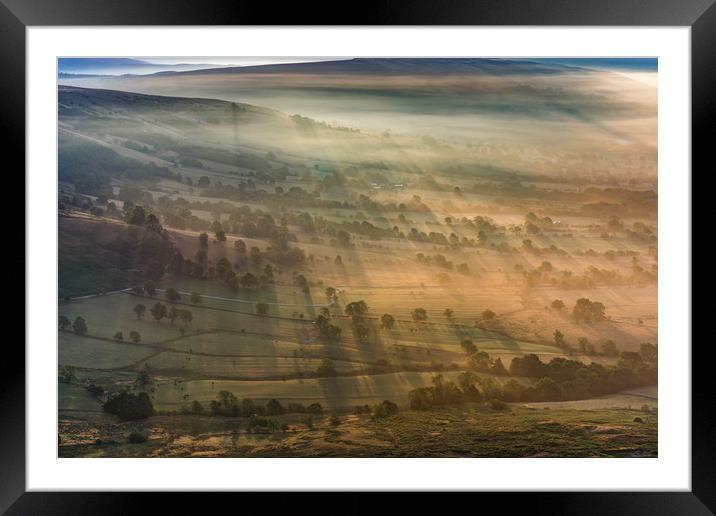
57;58;658;458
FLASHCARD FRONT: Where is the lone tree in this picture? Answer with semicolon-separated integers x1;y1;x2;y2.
551;299;565;311
316;358;338;377
411;308;428;322
601;340;619;357
58;315;71;331
190;292;202;304
256;303;270;316
113;331;124;341
133;304;146;319
135;364;154;390
381;314;396;329
72;316;87;335
166;288;181;302
179;309;193;326
144;281;156;297
460;339;477;355
129;331;141;343
240;272;259;289
481;309;496;321
553;329;566;348
150;302;167;323
443;308;454;318
199;232;209;247
168;306;179;325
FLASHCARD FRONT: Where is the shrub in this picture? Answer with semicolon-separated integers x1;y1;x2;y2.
128;430;148;444
307;403;324;415
373;400;399;419
86;384;104;397
489;398;508;410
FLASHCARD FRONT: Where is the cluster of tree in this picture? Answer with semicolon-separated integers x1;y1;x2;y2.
136;301;193;326
409;373;484;410
102;390;155;420
416;253;454;269
572;298;606;322
114;330;142;343
345;300;372;343
204;391;324;417
411;344;656;409
506;350;657;401
59;315;87;335
313;315;342;341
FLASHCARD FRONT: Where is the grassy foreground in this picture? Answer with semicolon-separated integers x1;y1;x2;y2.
59;404;656;458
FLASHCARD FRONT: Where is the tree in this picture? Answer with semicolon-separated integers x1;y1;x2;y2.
316;358;337;377
573;298;606;322
373;400;399;419
553;329;566;348
460;339;477;355
481;309;496;321
150;302;167;323
577;337;590;354
551;299;565;311
72;316;87;335
198;176;210;188
58;315;71;331
344;300;368;317
411;308;428;322
191;400;204;415
240;272;259;289
128;205;146;226
334;255;343;266
234;239;247;254
133;304;146;319
166;288;181;302
601;340;619;357
216;230;226;242
168;306;179;325
144;281;156;297
491;357;508;375
256;302;270;316
443;308;454;319
640;342;658;363
266;399;284;416
380;314;396;329
59;365;76;384
307;403;324;415
190;292;202;304
135;364;154;390
103;391;154;420
179;309;193;326
113;331;124;341
199;232;209;247
241;398;257;417
129;331;141;343
535;377;563;401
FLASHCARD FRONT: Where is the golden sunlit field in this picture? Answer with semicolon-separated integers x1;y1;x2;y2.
57;57;658;457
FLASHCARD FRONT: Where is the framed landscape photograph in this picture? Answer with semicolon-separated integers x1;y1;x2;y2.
6;0;710;511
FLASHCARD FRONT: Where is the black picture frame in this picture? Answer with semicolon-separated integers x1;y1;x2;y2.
3;0;708;512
